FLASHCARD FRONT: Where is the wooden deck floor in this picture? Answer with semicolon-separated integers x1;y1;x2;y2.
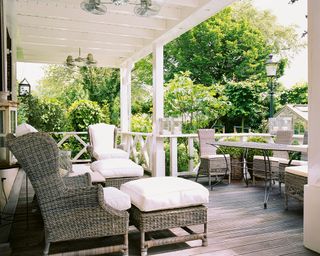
6;178;320;256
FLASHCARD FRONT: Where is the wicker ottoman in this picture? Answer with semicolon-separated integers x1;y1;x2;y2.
121;177;209;256
285;165;308;209
91;159;144;189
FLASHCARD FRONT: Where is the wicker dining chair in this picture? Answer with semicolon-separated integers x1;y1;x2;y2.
196;129;231;189
6;132;129;256
252;130;294;187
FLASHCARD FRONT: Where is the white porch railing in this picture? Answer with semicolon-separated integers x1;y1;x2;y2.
51;131;304;174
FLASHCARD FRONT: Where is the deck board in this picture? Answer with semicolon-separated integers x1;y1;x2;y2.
4;178;319;256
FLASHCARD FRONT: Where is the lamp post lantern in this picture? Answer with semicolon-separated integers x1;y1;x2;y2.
265;54;278;118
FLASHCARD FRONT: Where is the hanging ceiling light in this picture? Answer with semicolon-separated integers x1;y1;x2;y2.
80;0;163;16
65;48;97;68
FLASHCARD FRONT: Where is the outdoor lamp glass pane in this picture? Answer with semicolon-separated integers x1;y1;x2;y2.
266;64;277;77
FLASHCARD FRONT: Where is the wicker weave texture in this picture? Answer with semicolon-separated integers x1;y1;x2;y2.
252;157;279;180
273;130;293;159
130;205;207;232
6;133;129;255
105;176;140;189
285;172;307;203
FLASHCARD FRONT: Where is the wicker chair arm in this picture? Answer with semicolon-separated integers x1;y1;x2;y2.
58;185;128;218
117;143;126;150
63;173;91;188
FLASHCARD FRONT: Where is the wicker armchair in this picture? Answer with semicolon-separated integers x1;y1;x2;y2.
252;130;294;187
6;133;129;256
196;129;231;189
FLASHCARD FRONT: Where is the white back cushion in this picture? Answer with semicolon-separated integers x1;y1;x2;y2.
89;123;115;153
16;123;38;137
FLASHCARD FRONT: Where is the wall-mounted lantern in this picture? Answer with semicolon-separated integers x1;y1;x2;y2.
18;78;31;96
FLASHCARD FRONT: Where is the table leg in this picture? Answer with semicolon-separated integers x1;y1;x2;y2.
263;151;272;209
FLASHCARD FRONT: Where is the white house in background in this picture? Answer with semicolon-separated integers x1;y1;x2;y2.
0;0;320;254
274;104;308;134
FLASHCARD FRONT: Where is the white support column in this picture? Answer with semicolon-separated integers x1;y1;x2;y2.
304;0;320;253
188;137;194;173
120;62;133;133
152;43;165;177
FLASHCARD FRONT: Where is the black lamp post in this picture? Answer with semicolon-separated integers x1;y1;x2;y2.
265;54;278;118
18;78;31;96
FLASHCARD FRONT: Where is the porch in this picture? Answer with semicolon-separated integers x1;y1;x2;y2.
8;176;317;256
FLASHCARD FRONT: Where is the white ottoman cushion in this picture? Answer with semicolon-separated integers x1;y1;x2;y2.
103;187;131;211
91;159;144;178
285;165;308;177
93;148;129;160
120;177;209;212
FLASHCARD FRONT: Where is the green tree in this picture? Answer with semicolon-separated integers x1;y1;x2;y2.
222;80;268;132
279;82;308;105
67;99;107;131
164;1;301;85
164;72;229;132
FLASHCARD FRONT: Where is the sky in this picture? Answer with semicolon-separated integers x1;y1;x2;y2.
16;0;308;89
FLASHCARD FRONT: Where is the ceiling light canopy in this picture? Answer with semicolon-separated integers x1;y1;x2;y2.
80;0;164;16
65;48;97;68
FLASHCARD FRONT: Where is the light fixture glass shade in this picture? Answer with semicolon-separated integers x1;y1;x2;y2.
65;48;97;67
265;54;278;77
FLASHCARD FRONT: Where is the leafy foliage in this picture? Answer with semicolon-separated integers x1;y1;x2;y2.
18;95;68;132
131;113;152;133
164;1;302;85
67;99;107;131
164;72;229;133
222;80;268;132
279;82;308;105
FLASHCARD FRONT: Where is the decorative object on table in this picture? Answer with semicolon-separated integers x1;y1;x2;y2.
265;54;279;118
159;117;182;135
18;78;31;96
65;48;97;68
6;132;130;256
196;129;231;189
81;0;164;16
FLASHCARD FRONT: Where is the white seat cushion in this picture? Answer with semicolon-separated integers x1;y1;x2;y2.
120;177;209;212
91;159;144;178
69;164;105;183
93;148;129;160
103;187;131;211
201;154;230;159
278;159;308;166
253;155;286;162
285;165;308;177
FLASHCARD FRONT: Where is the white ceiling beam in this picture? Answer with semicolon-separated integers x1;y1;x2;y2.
17;17;156;40
20;36;138;53
18;27;146;47
16;11;167;31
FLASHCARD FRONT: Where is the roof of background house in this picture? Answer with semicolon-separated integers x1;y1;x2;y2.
275;104;308;122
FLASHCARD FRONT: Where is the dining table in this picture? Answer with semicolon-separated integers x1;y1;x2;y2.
210;141;308;209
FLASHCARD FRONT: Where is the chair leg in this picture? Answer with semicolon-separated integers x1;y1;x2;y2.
284;192;289;210
123;231;129;256
202;222;208;247
195;171;200;182
209;173;212;190
43;241;50;256
228;172;231;184
252;175;256;185
43;231;50;256
141;230;147;256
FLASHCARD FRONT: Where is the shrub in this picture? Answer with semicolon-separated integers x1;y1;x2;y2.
131;113;152;133
67;99;106;131
18;95;68;132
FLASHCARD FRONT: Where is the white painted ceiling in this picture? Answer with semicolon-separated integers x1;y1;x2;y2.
13;0;236;67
